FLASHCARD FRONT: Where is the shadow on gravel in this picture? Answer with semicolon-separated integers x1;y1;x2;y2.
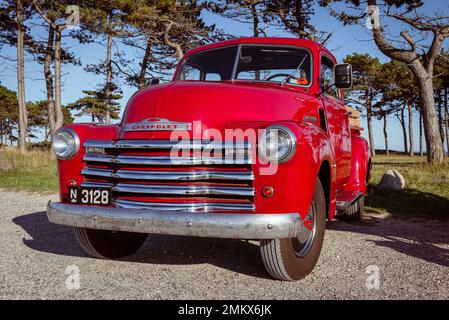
13;211;271;279
327;218;449;268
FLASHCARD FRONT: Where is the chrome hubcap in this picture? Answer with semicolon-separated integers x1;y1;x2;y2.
291;201;317;257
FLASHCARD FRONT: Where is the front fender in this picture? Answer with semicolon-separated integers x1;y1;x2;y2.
254;122;336;220
56;123;119;201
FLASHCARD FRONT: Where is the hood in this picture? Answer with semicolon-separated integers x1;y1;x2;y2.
120;81;317;140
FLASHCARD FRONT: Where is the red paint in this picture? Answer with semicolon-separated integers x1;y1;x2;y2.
56;37;370;221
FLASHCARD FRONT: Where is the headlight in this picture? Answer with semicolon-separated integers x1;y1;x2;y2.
52;128;80;159
259;125;297;163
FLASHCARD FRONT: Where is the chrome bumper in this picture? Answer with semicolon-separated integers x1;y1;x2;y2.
47;202;304;239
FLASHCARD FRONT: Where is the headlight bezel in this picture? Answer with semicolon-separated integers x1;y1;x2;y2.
258;125;297;163
52;128;80;160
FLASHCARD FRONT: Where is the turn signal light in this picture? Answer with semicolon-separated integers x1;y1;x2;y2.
262;186;274;198
67;179;77;187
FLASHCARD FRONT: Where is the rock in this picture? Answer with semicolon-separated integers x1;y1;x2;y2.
0;157;13;171
377;169;405;192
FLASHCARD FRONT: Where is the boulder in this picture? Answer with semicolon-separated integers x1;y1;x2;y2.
0;157;13;171
377;169;405;192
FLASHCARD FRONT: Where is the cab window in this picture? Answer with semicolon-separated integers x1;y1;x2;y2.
321;56;339;98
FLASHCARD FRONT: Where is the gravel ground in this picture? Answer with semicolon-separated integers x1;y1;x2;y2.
0;189;448;300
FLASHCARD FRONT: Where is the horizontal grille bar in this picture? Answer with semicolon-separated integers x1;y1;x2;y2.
83;154;252;165
81;181;255;197
84;139;251;150
114;199;255;212
81;167;254;181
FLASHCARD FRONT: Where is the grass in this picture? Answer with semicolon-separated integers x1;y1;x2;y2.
0;147;57;192
0;147;448;217
365;155;449;218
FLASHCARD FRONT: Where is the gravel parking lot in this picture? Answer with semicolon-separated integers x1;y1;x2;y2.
0;189;448;299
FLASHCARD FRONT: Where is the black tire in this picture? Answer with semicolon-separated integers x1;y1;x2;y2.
260;179;326;281
74;227;148;259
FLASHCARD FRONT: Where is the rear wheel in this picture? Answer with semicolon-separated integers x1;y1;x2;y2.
260;179;326;281
74;227;148;259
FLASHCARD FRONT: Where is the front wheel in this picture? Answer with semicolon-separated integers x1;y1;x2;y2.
260;179;326;281
74;228;148;259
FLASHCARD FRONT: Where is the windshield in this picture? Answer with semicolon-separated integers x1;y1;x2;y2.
176;45;312;87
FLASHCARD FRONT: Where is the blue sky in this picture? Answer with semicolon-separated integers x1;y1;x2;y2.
1;0;448;152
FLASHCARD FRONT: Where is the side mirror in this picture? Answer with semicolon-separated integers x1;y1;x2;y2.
334;64;352;89
149;78;160;85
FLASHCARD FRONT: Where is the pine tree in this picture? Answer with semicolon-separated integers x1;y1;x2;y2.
343;53;382;157
67;86;122;123
320;0;449;164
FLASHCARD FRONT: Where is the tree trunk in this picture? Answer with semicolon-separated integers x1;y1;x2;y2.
400;106;408;154
54;26;65;130
444;88;449;157
408;103;414;157
105;13;113;123
251;2;259;37
138;39;152;89
16;0;27;153
367;111;375;157
370;4;444;164
416;74;444;164
366;91;375;156
44;23;56;139
383;114;389;155
419;108;423;156
437;89;444;146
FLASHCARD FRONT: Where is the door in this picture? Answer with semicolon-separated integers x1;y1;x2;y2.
320;55;351;189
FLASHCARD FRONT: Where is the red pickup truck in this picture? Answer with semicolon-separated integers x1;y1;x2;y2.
47;37;371;281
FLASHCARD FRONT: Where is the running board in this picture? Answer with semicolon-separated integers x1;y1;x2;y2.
335;191;363;216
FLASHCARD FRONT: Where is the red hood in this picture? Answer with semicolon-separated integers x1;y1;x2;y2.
120;81;317;140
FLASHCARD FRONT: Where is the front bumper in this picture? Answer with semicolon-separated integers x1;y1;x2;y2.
47;202;304;239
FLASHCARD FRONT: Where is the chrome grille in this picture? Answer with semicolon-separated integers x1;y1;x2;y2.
81;140;255;212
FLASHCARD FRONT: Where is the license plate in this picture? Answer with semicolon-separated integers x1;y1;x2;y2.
68;186;111;205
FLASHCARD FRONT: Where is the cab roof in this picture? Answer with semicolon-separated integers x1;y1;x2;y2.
184;37;334;60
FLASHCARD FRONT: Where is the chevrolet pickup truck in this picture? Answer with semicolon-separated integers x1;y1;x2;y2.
47;37;371;281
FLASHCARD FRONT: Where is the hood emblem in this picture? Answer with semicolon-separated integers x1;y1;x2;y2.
124;117;192;131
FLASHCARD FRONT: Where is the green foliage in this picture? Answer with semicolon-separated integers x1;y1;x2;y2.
343;53;383;112
67;86;122;123
0;85;18;144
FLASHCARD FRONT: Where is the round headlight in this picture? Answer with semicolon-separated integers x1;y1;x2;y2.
52;128;80;159
259;125;297;163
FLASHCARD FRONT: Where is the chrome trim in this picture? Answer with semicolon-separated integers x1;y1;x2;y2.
81;167;254;181
336;192;363;215
114;199;255;212
84;139;250;150
81;181;254;197
258;125;297;163
83;154;253;165
47;202;303;239
52;127;80;160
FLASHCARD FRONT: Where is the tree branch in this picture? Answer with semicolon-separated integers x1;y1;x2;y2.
162;21;184;60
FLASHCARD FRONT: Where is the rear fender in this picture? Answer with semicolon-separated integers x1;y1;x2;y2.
345;132;370;194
